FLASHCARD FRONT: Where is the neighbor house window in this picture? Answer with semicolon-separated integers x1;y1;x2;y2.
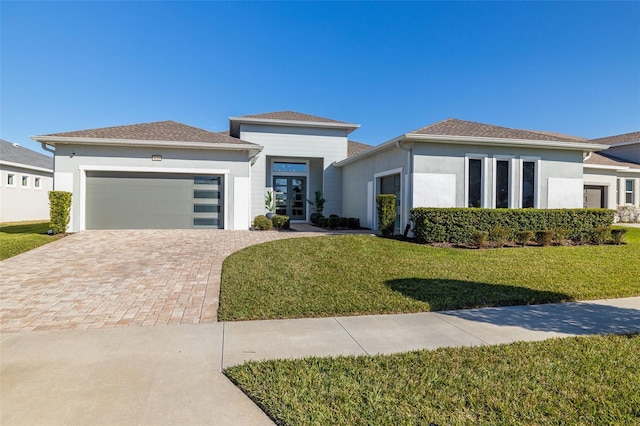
35;177;41;188
468;159;483;207
522;161;536;208
7;174;15;186
626;180;635;204
21;176;29;187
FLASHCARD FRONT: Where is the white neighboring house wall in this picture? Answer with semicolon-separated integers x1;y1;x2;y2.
0;163;53;222
237;124;350;220
49;143;253;232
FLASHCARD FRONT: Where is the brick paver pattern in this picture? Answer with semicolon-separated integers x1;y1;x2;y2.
1;228;337;333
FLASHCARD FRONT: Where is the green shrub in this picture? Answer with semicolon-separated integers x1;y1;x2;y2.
339;217;349;228
253;215;273;230
347;217;360;229
329;214;339;219
488;226;511;247
318;217;328;228
471;230;488;249
49;191;72;234
611;228;628;245
536;230;554;247
591;226;611;245
516;230;534;246
553;228;570;242
328;216;340;229
377;194;396;237
271;215;290;230
410;208;614;244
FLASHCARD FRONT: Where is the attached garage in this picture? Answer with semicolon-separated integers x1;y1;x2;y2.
85;171;224;229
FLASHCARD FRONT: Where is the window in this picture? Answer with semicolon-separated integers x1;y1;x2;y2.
273;162;307;173
194;176;220;185
193;204;220;213
522;161;535;208
35;177;41;188
468;159;482;207
7;174;15;186
21;176;29;187
193;218;219;227
193;190;220;199
626;180;634;204
495;160;510;208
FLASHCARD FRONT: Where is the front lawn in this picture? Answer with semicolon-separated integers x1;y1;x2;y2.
0;221;58;260
219;228;640;321
225;334;640;425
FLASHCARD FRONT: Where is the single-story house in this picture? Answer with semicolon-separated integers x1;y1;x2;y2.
0;139;54;223
30;112;637;232
583;132;640;209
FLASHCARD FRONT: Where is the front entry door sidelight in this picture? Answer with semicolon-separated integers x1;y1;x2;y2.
273;176;306;220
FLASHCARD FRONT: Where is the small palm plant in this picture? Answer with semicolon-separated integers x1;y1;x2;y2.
265;190;276;218
307;191;325;224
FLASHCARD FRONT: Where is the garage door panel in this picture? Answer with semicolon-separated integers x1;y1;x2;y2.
86;172;223;229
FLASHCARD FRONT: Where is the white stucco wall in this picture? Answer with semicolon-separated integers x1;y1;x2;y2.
0;164;53;223
53;144;252;231
239;124;349;220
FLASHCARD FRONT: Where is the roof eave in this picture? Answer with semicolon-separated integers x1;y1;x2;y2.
31;136;263;154
0;160;53;173
405;134;610;151
608;140;640;148
229;116;361;134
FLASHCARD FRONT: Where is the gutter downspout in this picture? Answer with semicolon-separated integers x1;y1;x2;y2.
41;142;55;154
583;151;592;161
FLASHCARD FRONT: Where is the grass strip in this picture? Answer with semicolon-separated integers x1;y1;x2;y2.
226;333;640;425
0;221;59;260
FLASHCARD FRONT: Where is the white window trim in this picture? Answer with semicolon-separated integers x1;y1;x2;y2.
625;179;635;205
78;165;230;231
21;175;30;189
373;167;404;231
7;173;16;188
519;156;541;209
491;156;515;208
464;154;488;208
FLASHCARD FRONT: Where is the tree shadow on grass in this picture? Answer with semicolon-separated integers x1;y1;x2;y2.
387;278;640;335
386;278;574;312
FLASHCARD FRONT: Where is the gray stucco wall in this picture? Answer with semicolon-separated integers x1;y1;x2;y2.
53;144;251;231
605;143;640;163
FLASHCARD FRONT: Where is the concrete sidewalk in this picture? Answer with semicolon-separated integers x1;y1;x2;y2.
2;297;639;425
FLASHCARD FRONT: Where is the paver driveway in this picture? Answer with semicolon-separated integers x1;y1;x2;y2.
0;229;328;333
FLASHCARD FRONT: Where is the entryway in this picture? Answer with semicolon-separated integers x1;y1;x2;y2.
273;176;306;220
584;185;606;208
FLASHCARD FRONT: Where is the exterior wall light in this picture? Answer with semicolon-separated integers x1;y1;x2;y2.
152;155;162;161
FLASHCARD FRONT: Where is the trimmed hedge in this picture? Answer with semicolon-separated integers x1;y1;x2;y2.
49;191;72;234
377;194;396;237
271;214;290;230
253;215;273;230
410;208;614;243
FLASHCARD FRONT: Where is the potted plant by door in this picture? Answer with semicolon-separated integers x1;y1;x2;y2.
265;190;277;219
307;191;326;225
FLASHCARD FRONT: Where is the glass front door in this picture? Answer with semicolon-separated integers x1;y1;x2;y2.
273;176;306;220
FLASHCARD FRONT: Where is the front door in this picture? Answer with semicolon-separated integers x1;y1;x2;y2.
584;185;605;208
273;176;306;220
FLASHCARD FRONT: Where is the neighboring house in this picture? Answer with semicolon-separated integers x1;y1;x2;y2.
583;132;640;209
32;112;636;232
0;139;54;223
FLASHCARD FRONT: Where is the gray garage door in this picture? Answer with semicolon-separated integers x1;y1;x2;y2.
86;172;223;229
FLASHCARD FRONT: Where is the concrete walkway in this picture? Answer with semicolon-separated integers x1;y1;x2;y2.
2;297;639;425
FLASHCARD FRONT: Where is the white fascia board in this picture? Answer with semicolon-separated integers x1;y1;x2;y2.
0;160;53;173
31;136;263;154
584;164;640;173
79;165;231;174
404;133;610;151
334;135;406;167
608;140;640;148
228;116;361;133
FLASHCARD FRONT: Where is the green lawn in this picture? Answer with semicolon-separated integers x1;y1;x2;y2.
225;334;640;425
219;227;640;321
0;221;59;260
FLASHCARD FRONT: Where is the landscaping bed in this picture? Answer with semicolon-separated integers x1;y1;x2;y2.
218;228;640;321
226;333;640;426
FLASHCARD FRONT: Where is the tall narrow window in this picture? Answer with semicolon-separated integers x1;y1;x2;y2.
468;159;482;207
21;176;29;187
522;162;535;208
7;174;15;186
35;177;41;188
495;160;509;208
626;180;634;204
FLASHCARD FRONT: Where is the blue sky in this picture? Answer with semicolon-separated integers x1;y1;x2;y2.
2;1;639;155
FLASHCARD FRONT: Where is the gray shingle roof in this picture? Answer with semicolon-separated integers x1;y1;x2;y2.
411;118;589;143
237;111;353;125
589;131;640;146
43;120;257;145
585;151;640;169
348;140;373;157
0;139;53;170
